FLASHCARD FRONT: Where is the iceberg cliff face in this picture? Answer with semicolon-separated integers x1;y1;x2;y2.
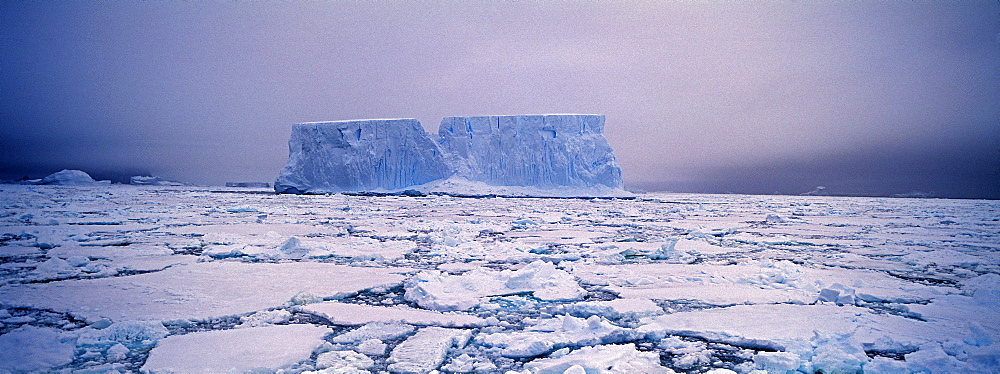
274;119;450;194
438;115;623;189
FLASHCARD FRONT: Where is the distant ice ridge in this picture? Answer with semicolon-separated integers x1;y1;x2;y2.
274;114;626;196
274;119;451;194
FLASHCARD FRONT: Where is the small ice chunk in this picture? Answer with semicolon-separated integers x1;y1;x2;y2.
77;320;168;349
818;283;856;306
315;350;374;371
0;326;76;372
753;351;802;373
65;256;90;267
106;343;130;361
441;353;498;373
355;339;388;356
648;239;696;264
523;343;673;374
239;309;292;327
330;322;415;343
766;214;787;224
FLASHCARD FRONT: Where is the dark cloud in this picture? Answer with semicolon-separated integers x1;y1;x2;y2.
2;2;998;198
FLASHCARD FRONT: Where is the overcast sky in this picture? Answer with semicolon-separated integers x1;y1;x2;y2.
2;1;998;198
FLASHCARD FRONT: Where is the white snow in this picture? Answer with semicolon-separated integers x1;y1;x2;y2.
141;324;332;373
404;260;587;311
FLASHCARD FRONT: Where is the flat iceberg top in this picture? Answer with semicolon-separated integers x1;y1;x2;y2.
442;114;603;118
296;118;418;125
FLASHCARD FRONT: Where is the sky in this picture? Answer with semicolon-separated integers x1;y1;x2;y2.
2;1;998;198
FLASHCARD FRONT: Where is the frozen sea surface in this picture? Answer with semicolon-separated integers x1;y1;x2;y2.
0;184;997;373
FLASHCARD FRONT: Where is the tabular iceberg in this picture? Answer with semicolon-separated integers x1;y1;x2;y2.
438;114;622;189
274;119;451;194
274;114;625;194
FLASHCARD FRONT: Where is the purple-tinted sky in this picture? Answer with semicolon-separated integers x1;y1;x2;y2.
2;1;998;198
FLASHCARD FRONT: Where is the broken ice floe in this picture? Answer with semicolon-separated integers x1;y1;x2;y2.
299;301;485;327
141;324;331;373
0;261;408;322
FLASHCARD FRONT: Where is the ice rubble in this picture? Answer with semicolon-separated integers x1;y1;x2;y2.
404;260;587;311
274;119;451;194
274;114;624;195
141;324;332;373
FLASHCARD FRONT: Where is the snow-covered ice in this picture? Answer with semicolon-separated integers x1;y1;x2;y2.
141;324;332;373
0;184;997;373
0;261;409;322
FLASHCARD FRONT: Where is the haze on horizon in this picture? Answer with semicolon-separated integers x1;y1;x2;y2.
2;1;998;198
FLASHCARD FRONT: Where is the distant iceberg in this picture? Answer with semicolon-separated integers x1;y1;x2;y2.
274;114;626;196
18;170;109;186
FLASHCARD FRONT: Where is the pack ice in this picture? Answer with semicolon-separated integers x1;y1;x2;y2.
274;114;624;195
1;182;998;373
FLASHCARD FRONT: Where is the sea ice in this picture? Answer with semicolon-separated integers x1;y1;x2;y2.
300;301;485;327
477;315;639;358
0;326;76;372
386;326;471;373
141;324;332;373
329;322;415;344
404;260;586;311
0;261;409;322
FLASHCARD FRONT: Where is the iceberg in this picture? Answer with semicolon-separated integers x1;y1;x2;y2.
274;114;625;194
438;114;622;189
274;119;451;194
